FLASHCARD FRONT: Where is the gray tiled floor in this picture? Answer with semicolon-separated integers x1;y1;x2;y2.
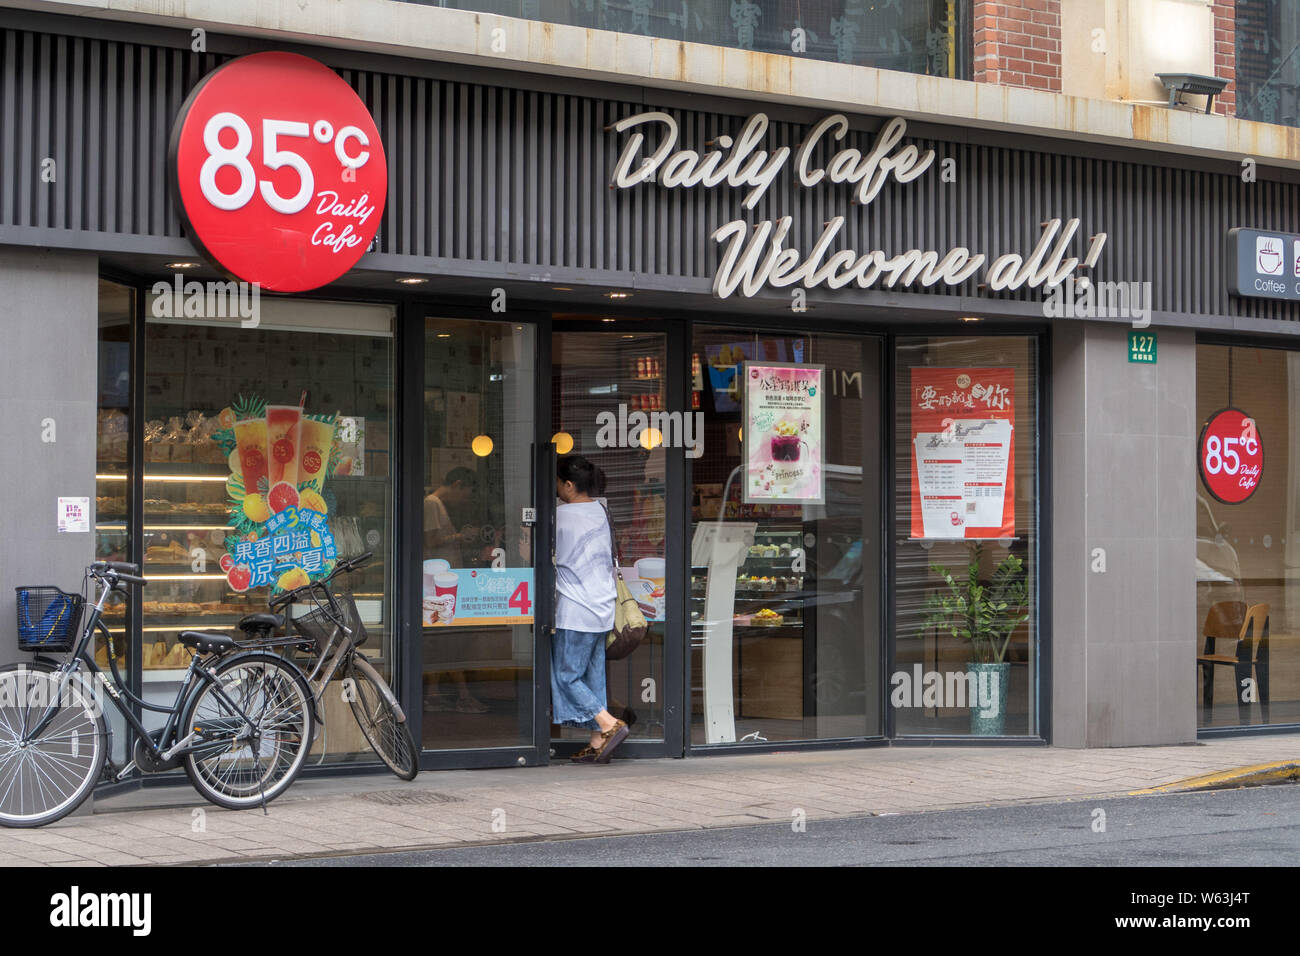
0;734;1294;866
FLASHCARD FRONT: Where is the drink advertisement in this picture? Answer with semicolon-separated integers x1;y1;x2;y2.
741;362;825;505
215;394;342;592
909;368;1015;540
619;558;666;622
423;560;534;627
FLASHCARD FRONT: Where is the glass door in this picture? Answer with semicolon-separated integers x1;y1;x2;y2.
422;316;539;751
551;320;685;756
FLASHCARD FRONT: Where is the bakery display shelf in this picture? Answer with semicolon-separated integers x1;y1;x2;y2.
140;510;233;520
135;612;260;624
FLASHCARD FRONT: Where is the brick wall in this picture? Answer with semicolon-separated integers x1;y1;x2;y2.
1212;0;1236;116
974;0;1061;92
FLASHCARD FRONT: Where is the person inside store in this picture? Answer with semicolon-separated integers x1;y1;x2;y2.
423;466;488;714
554;455;629;763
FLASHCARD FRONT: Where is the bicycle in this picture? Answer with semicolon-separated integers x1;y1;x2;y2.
0;562;315;828
267;552;419;780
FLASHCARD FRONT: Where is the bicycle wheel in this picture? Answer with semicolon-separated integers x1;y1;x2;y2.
0;662;107;828
181;652;314;810
347;654;418;780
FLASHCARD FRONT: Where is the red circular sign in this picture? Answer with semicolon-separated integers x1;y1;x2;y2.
1199;407;1263;504
169;52;387;293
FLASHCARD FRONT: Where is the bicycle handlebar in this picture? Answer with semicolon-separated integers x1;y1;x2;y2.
88;563;148;588
268;552;373;610
92;560;140;575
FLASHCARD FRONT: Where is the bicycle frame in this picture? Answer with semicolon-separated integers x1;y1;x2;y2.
281;579;405;719
22;574;286;779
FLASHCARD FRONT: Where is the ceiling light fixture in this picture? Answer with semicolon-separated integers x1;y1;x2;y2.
396;277;428;285
165;261;200;270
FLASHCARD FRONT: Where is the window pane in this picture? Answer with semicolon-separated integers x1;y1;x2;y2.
552;329;668;742
423;317;535;749
893;336;1039;737
142;297;395;764
690;327;882;745
1195;343;1296;727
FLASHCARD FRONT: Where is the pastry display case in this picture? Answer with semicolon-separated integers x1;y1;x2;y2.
691;528;810;721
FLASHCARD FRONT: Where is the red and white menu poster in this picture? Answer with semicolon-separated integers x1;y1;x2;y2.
909;368;1015;539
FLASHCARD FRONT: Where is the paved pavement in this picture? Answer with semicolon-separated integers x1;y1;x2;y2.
3;734;1298;866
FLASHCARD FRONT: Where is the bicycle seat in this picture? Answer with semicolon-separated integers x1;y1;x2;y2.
237;612;285;632
179;632;236;654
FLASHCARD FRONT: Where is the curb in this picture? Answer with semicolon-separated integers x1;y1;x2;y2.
1129;760;1300;795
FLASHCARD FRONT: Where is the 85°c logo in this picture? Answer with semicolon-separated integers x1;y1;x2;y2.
1199;407;1263;505
169;51;388;293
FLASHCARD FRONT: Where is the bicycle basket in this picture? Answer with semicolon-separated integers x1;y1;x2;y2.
290;592;369;653
15;587;84;653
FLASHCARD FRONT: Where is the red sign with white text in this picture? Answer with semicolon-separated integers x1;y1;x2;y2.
909;368;1015;540
169;52;387;292
1199;407;1262;504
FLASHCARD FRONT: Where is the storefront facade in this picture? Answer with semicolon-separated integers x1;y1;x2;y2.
4;10;1300;777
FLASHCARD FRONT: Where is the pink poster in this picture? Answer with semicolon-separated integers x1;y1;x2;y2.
742;362;825;505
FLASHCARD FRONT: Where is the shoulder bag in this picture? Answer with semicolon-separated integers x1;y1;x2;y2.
599;500;648;660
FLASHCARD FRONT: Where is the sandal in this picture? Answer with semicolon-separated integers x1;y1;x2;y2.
594;720;629;764
570;744;602;763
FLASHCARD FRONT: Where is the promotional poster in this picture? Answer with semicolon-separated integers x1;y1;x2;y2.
741;362;825;505
909;368;1015;539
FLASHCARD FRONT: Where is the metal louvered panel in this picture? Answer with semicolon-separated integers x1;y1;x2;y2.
3;22;1300;323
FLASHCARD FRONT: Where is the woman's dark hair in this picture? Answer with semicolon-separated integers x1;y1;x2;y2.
557;455;606;495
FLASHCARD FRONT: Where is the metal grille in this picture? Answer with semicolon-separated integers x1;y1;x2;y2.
2;22;1300;323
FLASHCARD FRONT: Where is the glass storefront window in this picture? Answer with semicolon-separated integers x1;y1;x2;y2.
1195;343;1299;728
142;296;395;763
689;326;882;745
1235;1;1300;127
398;0;971;78
423;317;536;749
893;336;1039;737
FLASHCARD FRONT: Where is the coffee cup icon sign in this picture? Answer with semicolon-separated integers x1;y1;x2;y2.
1257;236;1284;275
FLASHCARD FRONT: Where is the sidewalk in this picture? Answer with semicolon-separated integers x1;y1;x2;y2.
5;735;1298;866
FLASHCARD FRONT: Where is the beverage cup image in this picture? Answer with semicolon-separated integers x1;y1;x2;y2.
265;405;303;488
233;418;269;492
422;559;451;624
433;572;459;622
635;557;666;588
298;417;336;493
1258;239;1283;274
770;434;801;461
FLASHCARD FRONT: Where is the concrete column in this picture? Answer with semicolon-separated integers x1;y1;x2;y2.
1051;320;1198;747
0;247;100;667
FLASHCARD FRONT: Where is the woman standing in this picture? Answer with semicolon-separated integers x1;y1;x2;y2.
552;455;629;763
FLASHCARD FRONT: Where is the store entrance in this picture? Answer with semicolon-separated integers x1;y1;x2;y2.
550;319;687;757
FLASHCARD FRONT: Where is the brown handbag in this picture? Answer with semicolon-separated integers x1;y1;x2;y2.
600;501;647;660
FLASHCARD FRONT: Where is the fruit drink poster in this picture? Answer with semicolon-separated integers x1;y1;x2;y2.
741;362;825;505
215;395;342;593
909;368;1015;540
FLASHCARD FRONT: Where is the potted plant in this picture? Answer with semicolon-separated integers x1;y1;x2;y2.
922;542;1029;735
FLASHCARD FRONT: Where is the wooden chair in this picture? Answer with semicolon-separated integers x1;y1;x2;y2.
1197;601;1270;722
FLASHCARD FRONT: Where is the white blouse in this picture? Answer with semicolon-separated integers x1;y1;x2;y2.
554;500;616;633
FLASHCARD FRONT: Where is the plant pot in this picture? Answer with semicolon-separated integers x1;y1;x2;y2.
967;661;1010;736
